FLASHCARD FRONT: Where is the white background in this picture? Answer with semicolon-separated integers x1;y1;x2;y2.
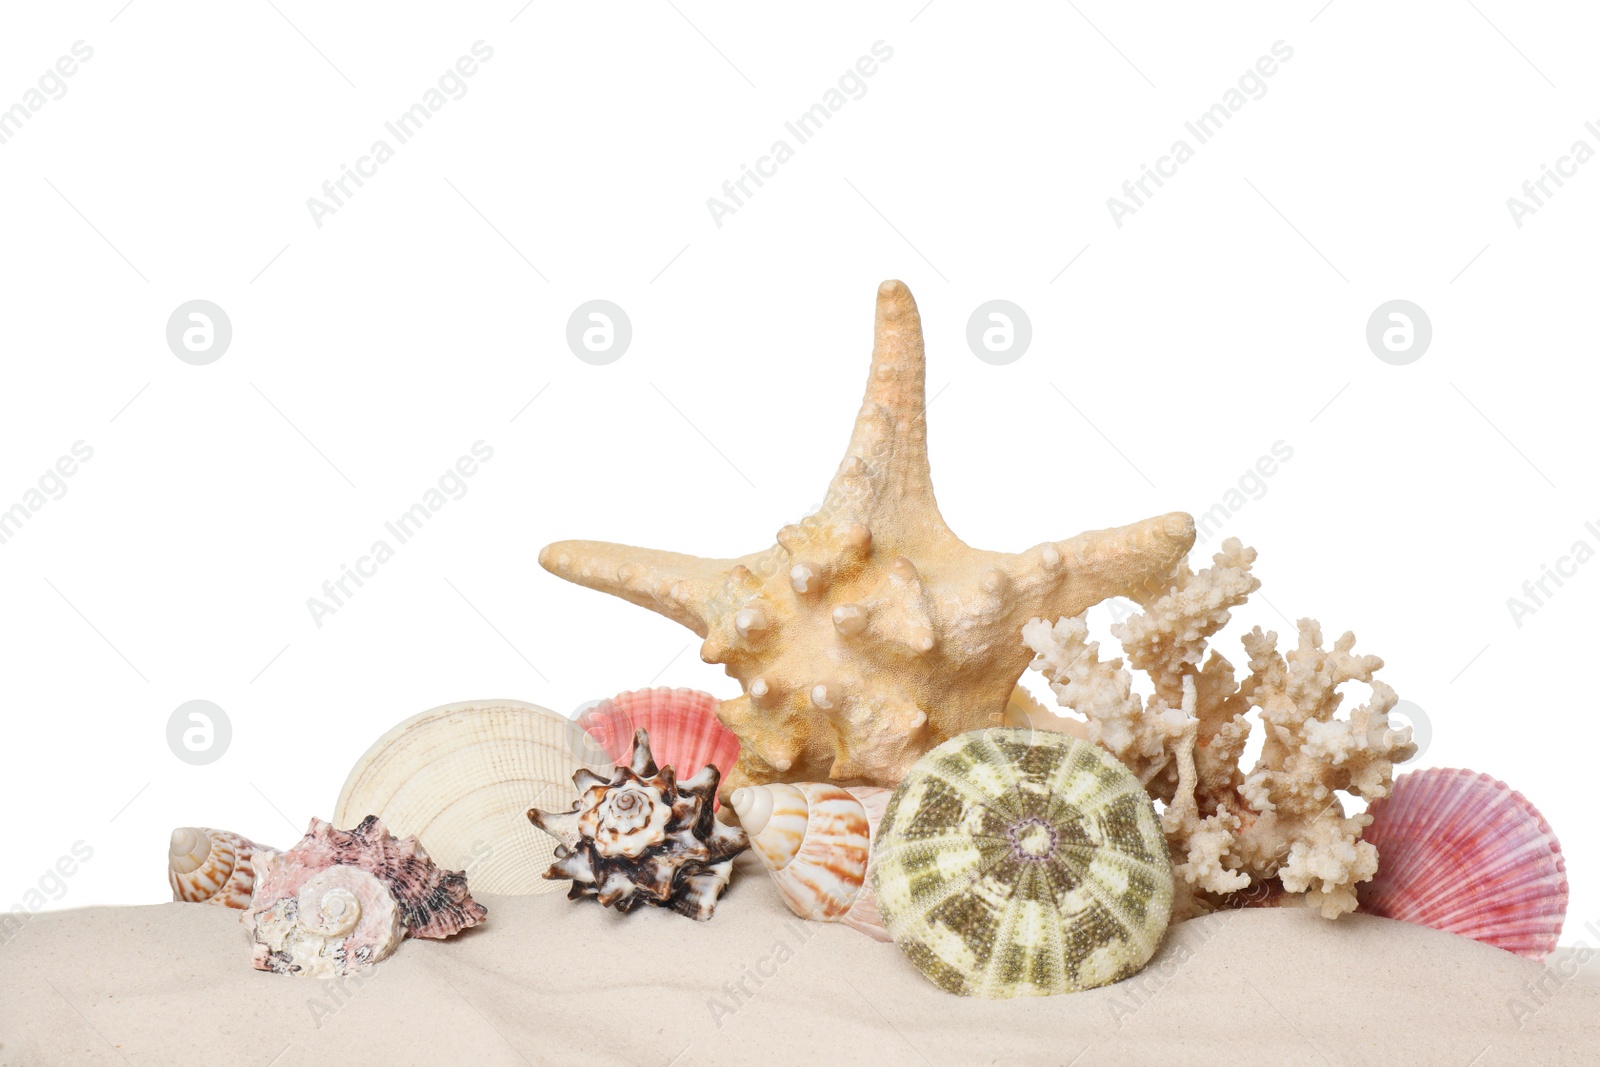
1;2;1594;946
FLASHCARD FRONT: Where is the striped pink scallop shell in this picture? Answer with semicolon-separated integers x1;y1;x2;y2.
1358;768;1568;959
578;688;740;803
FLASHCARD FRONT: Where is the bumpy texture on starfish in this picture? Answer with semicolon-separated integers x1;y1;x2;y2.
540;280;1195;795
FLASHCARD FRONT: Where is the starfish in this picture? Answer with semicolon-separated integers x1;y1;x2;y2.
540;280;1195;795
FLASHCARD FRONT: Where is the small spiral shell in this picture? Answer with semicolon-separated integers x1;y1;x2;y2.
730;781;891;940
167;827;266;910
299;884;362;937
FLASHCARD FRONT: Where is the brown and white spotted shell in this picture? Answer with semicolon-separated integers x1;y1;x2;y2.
729;782;891;941
168;827;269;910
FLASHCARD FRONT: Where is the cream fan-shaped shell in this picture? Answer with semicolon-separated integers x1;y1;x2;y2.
334;699;611;895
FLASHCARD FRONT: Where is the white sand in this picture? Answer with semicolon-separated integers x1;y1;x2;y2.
3;854;1596;1066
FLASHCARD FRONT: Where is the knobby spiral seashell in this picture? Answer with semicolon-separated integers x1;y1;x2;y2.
528;729;748;920
248;863;404;979
167;827;269;910
730;782;891;941
243;816;486;977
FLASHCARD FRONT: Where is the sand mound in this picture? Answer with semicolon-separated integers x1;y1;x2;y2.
3;854;1596;1066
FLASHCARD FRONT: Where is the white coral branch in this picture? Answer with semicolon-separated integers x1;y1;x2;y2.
1021;616;1145;763
1023;538;1415;920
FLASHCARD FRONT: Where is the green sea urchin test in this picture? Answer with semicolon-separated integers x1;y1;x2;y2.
870;728;1172;998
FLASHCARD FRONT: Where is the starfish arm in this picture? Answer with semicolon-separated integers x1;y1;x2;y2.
1008;511;1196;620
538;540;732;637
820;280;950;538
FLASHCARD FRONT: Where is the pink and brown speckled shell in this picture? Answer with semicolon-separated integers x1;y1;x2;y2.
730;782;892;941
247;861;405;978
288;816;487;939
168;827;268;910
244;815;487;976
578;688;740;807
1359;768;1568;960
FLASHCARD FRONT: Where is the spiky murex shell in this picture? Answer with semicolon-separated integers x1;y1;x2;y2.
528;729;749;920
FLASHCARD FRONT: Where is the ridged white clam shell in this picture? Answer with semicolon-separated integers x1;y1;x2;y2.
1359;767;1568;960
334;700;611;895
731;781;891;941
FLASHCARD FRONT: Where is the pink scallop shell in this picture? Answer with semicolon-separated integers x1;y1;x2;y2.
1358;768;1568;959
578;688;739;804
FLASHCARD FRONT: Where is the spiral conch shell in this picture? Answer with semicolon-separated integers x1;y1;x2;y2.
729;782;892;941
528;729;748;920
167;827;270;910
248;864;404;979
243;817;487;977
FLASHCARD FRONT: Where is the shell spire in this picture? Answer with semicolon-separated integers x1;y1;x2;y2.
539;281;1195;797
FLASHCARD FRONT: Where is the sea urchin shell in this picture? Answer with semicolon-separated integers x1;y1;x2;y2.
528;729;749;920
869;728;1172;998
